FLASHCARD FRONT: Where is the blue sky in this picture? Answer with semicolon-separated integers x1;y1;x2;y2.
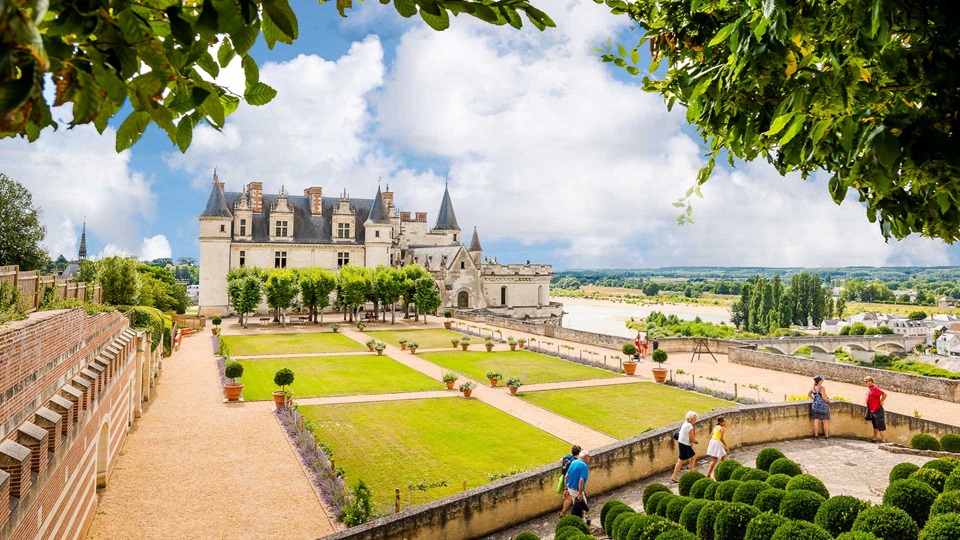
4;1;958;269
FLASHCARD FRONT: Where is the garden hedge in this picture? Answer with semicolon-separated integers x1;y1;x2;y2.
779;489;826;522
645;491;672;516
601;500;628;529
716;481;743;502
555;526;585;540
655;530;697;540
514;533;540;540
756;448;787;472
656;492;675;517
944;470;960;492
743;512;787;540
919;512;960;540
835;533;881;540
643;483;672;509
922;458;959;476
636;516;681;540
929;489;960;518
814;495;869;536
732;480;770;506
679;499;709;533
940;433;960;453
680;471;706;496
625;515;658;540
612;512;639;540
696;501;728;540
768;458;802;477
889;462;921;483
704;482;720;500
715;460;742;482
557;515;590;534
766;474;791;490
730;467;752;481
605;505;635;536
786;474;830;499
882;478;937;527
912;468;946;493
713;502;760;540
769;520;833;540
851;504;920;540
667;496;693;523
911;434;942;452
739;469;770;483
691;478;717;499
753;488;786;513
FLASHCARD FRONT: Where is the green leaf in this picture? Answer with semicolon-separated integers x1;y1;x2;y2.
764;112;795;137
221;94;240;116
196;0;220;40
937;194;951;215
672;202;685;208
630;48;639;64
263;0;298;40
242;54;259;85
176;118;194;153
244;82;277;106
336;0;354;17
72;71;99;125
416;0;441;17
196;52;220;78
393;0;417;18
709;21;738;47
166;7;194;45
201;91;225;128
419;5;450;30
618;44;627;58
870;0;881;38
230;21;260;57
92;63;126;102
218;38;236;68
626;66;640;76
118;10;151;43
874;130;899;171
116;111;151;152
779;115;805;146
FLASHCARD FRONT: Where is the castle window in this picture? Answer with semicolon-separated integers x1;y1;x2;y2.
375;230;380;238
461;261;465;269
453;234;458;242
220;224;225;233
500;286;507;306
337;252;350;268
275;251;287;268
239;251;245;267
239;219;246;236
276;221;288;237
337;223;351;239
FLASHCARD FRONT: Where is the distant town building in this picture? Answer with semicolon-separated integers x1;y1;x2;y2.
939;296;958;308
60;219;88;279
887;319;927;337
820;319;846;334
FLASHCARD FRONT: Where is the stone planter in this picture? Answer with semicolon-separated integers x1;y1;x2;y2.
623;362;638;376
224;384;243;402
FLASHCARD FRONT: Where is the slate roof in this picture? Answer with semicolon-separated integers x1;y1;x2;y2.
224;191;375;244
433;185;459;231
61;262;79;279
200;181;233;218
406;244;462;271
366;187;391;225
468;226;482;252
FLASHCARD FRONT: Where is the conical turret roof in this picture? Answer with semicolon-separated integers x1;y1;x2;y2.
200;175;233;218
468;226;482;251
433;184;459;231
366;186;391;224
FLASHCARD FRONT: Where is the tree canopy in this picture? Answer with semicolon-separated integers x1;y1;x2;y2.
1;0;553;152
98;255;142;305
0;173;48;271
601;0;960;242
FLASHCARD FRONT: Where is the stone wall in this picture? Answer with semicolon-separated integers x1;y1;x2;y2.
320;402;954;540
729;347;960;402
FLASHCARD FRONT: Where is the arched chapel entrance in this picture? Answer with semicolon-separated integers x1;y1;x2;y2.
457;291;469;308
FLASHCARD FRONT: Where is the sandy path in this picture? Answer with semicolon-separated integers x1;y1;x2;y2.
87;335;334;540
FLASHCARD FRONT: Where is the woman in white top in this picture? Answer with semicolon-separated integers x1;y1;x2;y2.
670;411;699;483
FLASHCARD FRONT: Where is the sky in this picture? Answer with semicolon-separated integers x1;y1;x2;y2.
2;1;958;269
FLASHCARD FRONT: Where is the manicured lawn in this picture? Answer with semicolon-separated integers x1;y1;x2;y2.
365;329;471;349
300;398;567;508
221;332;367;356
418;349;619;384
520;383;733;439
239;355;439;400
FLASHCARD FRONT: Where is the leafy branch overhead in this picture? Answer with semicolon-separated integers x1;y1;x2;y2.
0;0;554;152
597;0;960;243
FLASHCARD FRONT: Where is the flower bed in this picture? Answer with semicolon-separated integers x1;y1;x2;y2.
275;404;347;520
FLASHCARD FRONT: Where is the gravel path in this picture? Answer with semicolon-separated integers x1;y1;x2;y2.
86;335;334;540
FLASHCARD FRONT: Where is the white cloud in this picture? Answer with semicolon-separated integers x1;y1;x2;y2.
139;234;172;261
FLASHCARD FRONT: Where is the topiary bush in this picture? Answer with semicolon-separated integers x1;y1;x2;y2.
929;489;960;518
944;470;960;492
730;467;752;481
643;483;672;509
889;462;921;483
779;489;826;522
691;478;717;499
680;499;709;533
704;482;720;501
656;492;675;517
882;478;938;527
769;520;833;540
667;496;693;523
713;502;760;540
514;533;540;540
835;533;881;540
555;525;585;540
744;512;787;540
612;512;639;540
605;505;635;537
645;491;672;516
656;530;697;540
922;458;960;476
638;516;681;540
911;433;942;451
601;500;628;530
912;468;946;493
766;474;791;490
680;471;707;496
786;474;830;499
919;512;960;540
851;504;920;540
625;515;659;540
696;501;727;540
940;433;960;454
715;460;743;482
715;481;743;502
753;488;786;513
557;515;590;534
732;480;770;505
769;458;802;477
756;448;787;472
814;495;869;536
739;469;770;483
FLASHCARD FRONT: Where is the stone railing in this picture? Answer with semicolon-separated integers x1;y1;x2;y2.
318;402;957;540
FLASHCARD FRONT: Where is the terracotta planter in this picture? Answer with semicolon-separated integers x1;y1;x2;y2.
368;346;374;351
485;346;493;352
461;345;469;351
332;328;339;333
224;383;244;401
509;344;517;351
400;343;407;350
452;343;460;349
409;348;418;354
376;350;384;355
272;391;286;409
211;328;218;335
358;327;365;332
462;389;473;398
489;379;499;387
623;362;638;376
519;342;526;348
652;367;668;383
444;321;452;329
445;381;455;390
509;386;519;395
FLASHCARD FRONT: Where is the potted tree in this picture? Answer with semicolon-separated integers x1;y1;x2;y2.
211;316;222;335
460;337;471;351
331;323;340;333
508;338;518;351
357;321;366;332
442;372;458;390
506;376;523;395
224;360;244;401
484;339;495;352
621;343;639;376
651;349;669;383
366;338;376;351
399;338;408;351
273;368;295;409
408;341;419;354
518;337;527;349
375;342;386;356
443;310;453;329
459;381;476;398
450;338;460;349
487;371;502;387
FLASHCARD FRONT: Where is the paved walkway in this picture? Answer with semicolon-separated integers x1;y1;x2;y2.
86;335;334;540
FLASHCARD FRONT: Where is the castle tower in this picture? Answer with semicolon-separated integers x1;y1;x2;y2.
468;226;482;266
78;220;87;262
364;187;392;267
198;171;233;315
432;183;461;244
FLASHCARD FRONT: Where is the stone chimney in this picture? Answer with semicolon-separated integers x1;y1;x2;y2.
246;182;263;212
219;182;225;191
304;187;323;216
400;211;411;221
415;212;427;222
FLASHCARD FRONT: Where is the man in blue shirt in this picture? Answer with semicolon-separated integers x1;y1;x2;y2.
559;451;591;517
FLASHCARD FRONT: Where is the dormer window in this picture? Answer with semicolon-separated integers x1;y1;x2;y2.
275;221;288;237
337;223;351;239
239;219;246;236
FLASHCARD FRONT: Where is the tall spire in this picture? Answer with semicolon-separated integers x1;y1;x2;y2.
433;183;460;231
199;171;233;218
78;219;87;261
366;186;391;224
468;226;482;252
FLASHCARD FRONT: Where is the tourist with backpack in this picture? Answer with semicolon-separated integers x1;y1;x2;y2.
561;451;591;521
558;445;581;517
808;375;832;439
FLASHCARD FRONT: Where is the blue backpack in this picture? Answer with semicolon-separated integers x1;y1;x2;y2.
561;454;576;475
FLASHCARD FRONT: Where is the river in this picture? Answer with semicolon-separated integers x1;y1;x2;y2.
560;298;731;338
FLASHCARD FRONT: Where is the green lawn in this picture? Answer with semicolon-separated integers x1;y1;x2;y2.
365;329;471;349
300;398;567;509
520;383;733;439
222;332;367;356
239;355;439;400
418;349;619;384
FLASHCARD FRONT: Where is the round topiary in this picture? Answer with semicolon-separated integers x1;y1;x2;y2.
680;471;707;496
744;512;787;540
769;520;833;540
643;483;673;509
766;474;791;490
911;433;942;451
882;478;938;527
691;478;717;499
605;505;636;536
730;467;752;481
851;504;920;540
656;493;675;517
680;499;710;533
740;469;770;483
555;525;585;540
756;448;787;472
704;482;720;501
835;533;881;540
769;458;802;477
715;460;743;482
667;496;693;523
625;515;660;540
514;533;540;540
930;489;960;518
912;468;946;493
889;463;921;483
612;512;639;540
944;470;960;492
557;515;590;534
601;500;629;530
814;495;869;536
656;530;697;540
940;433;960;454
716;481;743;502
754;488;786;513
923;458;960;477
919;512;960;540
638;516;681;540
779;489;827;522
732;480;770;505
645;491;672;516
786;474;830;499
713;502;760;540
696;501;728;540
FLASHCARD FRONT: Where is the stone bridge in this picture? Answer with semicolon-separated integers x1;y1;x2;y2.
739;335;926;356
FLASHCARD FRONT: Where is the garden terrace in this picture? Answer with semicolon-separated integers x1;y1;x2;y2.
416;350;619;385
364;329;472;349
220;332;368;356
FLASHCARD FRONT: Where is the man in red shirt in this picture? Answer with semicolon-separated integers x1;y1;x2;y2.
864;376;887;443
